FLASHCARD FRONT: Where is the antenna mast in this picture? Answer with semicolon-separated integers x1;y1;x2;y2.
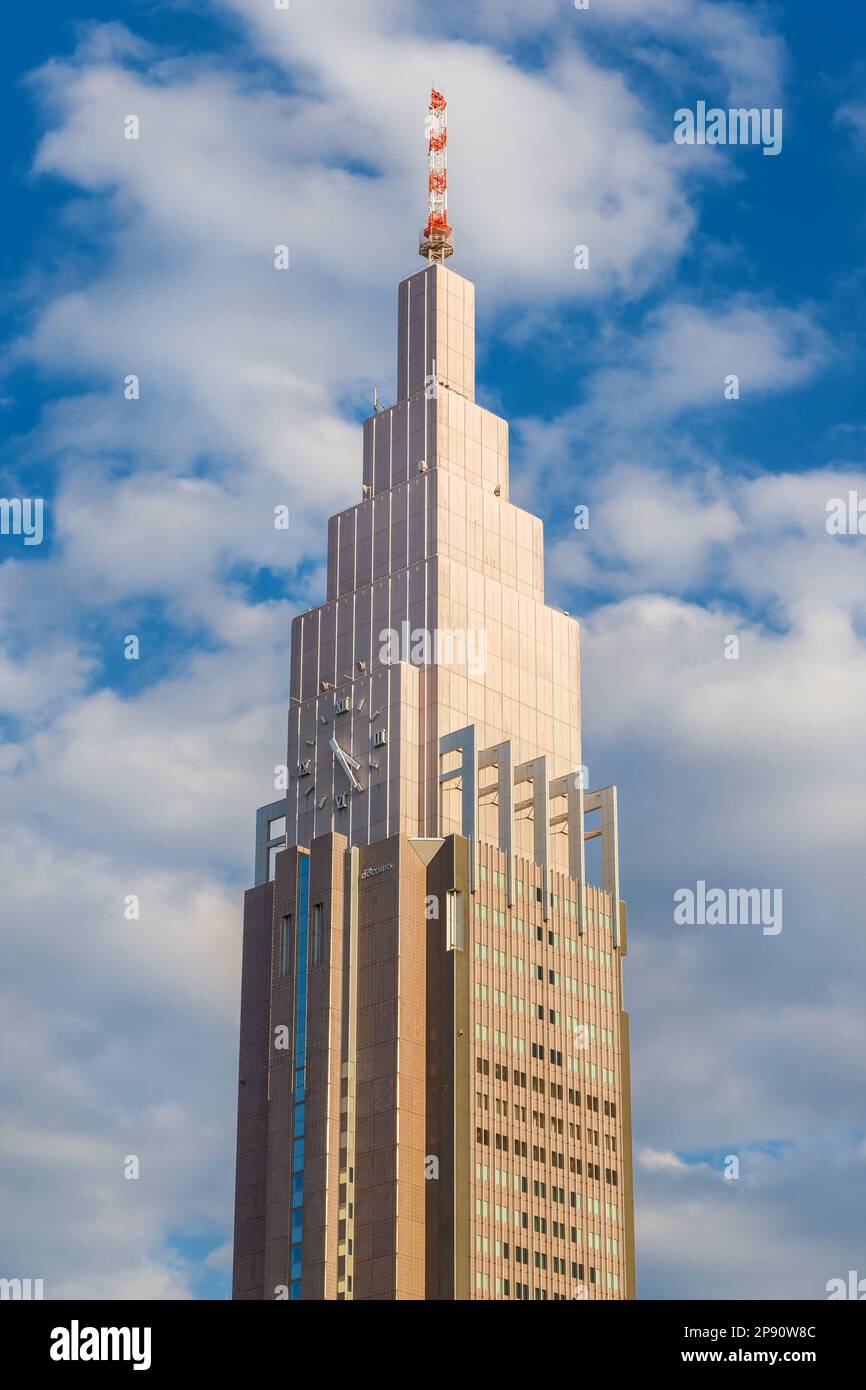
419;88;454;263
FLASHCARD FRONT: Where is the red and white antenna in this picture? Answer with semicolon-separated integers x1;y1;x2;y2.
420;87;454;263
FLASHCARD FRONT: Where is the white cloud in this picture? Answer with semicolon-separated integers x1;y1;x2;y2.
836;101;866;151
639;1148;690;1171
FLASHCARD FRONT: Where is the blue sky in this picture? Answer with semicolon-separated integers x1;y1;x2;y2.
2;0;866;1300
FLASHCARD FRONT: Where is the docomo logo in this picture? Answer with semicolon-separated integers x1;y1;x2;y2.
379;622;488;677
361;863;393;880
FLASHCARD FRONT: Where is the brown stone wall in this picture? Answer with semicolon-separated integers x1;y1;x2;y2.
232;880;274;1300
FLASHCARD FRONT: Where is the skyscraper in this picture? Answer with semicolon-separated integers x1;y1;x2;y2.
232;92;635;1302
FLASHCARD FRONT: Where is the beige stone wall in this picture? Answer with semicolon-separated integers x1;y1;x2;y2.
468;845;631;1299
286;259;582;872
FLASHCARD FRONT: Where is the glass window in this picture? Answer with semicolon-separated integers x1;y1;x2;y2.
313;903;324;965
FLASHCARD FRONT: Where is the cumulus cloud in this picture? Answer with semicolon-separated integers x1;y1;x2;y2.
836;101;866;151
639;1148;690;1171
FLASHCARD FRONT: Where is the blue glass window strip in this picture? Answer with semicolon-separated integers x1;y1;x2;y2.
289;854;311;1300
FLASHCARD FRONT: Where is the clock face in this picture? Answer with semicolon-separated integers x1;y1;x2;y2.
294;679;388;817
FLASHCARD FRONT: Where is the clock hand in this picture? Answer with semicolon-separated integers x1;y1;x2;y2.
328;736;360;770
329;736;361;791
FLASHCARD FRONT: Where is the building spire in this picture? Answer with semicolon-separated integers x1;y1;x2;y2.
419;87;454;263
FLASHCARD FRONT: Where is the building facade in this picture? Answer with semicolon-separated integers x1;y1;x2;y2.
231;253;636;1301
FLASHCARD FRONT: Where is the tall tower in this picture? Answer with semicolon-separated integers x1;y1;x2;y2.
232;92;635;1302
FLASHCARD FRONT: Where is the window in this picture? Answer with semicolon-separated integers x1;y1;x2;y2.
446;890;464;951
312;904;324;965
281;916;291;977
